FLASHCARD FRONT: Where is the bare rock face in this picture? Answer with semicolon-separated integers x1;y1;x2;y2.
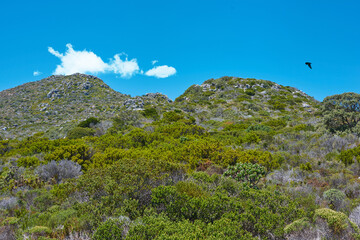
123;98;144;110
0;225;16;240
145;92;173;103
47;89;61;98
81;81;93;90
350;205;360;227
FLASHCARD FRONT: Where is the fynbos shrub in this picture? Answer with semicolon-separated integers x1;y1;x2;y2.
223;162;266;188
36;160;82;183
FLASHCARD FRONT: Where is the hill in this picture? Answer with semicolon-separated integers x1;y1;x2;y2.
0;74;172;139
0;74;321;140
175;76;319;121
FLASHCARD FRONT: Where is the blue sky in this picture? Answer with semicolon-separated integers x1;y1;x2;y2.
0;0;359;100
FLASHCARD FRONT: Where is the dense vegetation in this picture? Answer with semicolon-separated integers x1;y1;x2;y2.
0;75;360;239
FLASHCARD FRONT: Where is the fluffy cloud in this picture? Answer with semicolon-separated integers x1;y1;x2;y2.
151;60;158;65
48;44;140;77
109;54;140;78
48;44;176;78
33;71;42;76
145;65;177;78
49;44;108;75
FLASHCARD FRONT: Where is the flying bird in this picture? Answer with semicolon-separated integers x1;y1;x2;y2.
305;62;312;69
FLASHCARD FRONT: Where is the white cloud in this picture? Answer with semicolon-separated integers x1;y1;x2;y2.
109;54;140;78
33;71;42;76
48;47;63;58
151;60;158;65
48;44;139;77
49;44;108;75
48;43;175;78
145;65;176;78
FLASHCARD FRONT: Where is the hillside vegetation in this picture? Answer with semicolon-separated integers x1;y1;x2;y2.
0;74;360;239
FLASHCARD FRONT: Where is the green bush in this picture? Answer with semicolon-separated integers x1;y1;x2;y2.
314;208;348;233
243;132;261;144
299;162;312;172
264;118;287;129
284;217;311;235
245;89;256;96
323;189;345;209
26;226;51;239
246;125;272;132
339;146;360;166
17;156;40;168
78;117;100;128
223;162;266;188
67;127;95;139
92;218;123;240
126;213;257;240
322;92;360;133
142;108;159;120
162;111;184;123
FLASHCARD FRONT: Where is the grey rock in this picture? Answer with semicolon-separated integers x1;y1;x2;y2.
302;103;310;108
81;81;93;90
47;89;59;98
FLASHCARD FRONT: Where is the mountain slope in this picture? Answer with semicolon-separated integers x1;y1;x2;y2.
174;76;319;126
0;74;319;139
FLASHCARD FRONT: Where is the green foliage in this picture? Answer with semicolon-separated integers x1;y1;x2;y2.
17;156;40;168
284;217;311;235
246;124;272;132
109;111;142;133
322;92;360;133
2;217;19;225
78;117;100;128
339;145;360;166
67;127;95;139
142;108;160;120
25;226;52;239
2;75;359;239
50;180;77;203
268;99;287;111
48;208;76;228
92;218;124;240
293;124;315;132
245;89;256;96
162;111;184;123
151;185;307;238
0;140;11;156
236;149;281;170
126;213;257;240
299;162;312;171
78;157;181;207
314;208;348;233
323;189;345;209
44;144;92;168
264;118;287;129
223;162;266;188
175;181;206;198
243;132;261;143
157;122;206;138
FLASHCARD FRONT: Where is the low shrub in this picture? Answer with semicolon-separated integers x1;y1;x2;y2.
36;160;82;183
223;162;266;188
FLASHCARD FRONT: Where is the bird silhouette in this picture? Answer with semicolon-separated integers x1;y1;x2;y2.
305;62;312;69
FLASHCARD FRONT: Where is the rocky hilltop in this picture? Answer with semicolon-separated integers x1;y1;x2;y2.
0;74;319;139
0;74;171;139
174;76;320;128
